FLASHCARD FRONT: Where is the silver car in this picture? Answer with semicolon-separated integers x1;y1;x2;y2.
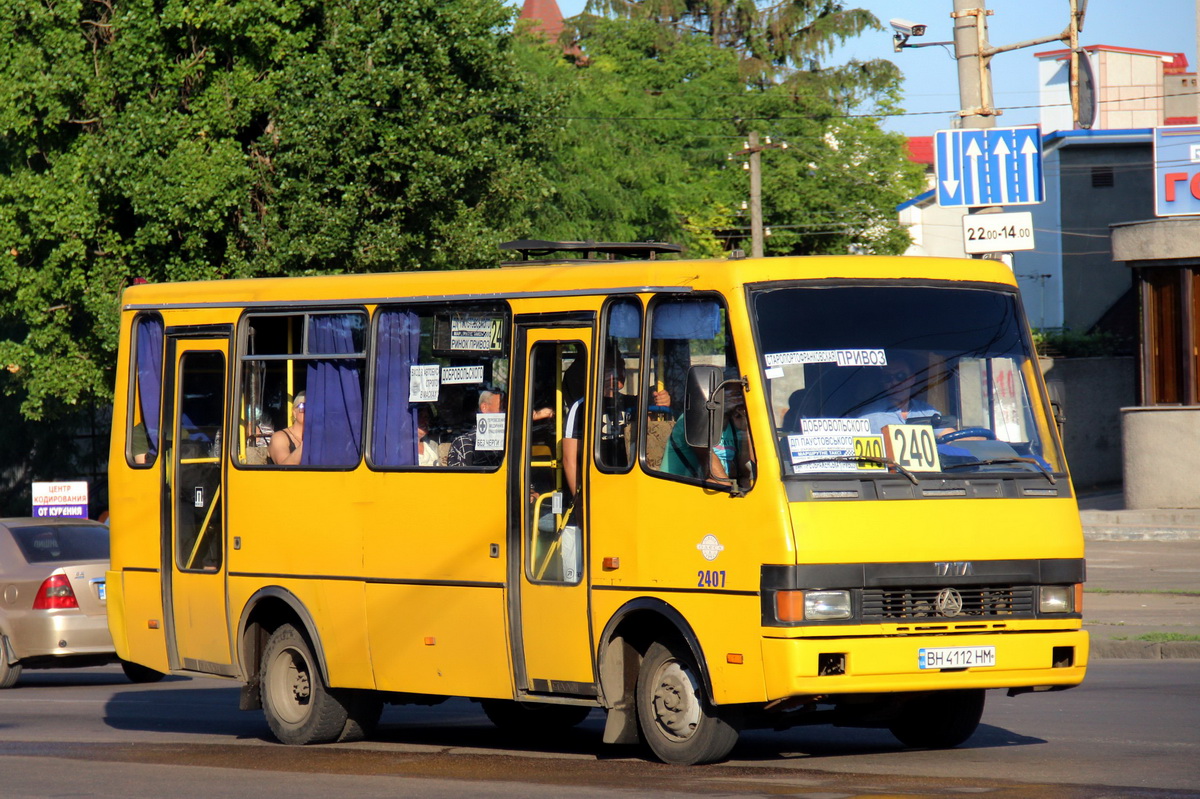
0;518;117;687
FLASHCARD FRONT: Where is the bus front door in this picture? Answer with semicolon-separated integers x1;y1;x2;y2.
162;334;234;674
513;328;596;697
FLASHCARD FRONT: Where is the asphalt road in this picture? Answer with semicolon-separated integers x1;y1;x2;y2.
0;660;1196;798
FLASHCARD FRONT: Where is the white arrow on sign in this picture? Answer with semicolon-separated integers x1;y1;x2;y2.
965;137;984;205
992;137;1011;205
940;132;960;200
1021;135;1039;198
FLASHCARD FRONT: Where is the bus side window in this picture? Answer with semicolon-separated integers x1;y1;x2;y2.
129;314;163;467
597;298;643;471
648;296;755;491
237;312;366;468
368;303;511;470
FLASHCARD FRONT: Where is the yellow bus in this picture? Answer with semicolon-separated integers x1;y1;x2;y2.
106;244;1087;764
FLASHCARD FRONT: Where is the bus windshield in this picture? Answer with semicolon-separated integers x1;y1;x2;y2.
751;283;1064;480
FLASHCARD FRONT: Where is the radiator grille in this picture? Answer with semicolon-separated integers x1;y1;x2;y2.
861;586;1035;620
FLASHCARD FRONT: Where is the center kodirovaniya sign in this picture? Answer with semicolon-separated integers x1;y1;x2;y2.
32;481;89;518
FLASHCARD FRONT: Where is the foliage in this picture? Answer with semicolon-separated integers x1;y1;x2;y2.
584;0;884;91
0;0;555;422
1033;329;1134;358
519;6;924;256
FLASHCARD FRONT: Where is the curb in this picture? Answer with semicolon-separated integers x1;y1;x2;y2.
1090;640;1200;660
1082;526;1200;541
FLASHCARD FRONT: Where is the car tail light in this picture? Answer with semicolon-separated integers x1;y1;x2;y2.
33;574;79;610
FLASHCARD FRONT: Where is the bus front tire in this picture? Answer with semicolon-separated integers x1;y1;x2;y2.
261;623;349;745
888;689;985;749
636;640;738;765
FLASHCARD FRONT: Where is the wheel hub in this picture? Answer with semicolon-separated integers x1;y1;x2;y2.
652;661;701;741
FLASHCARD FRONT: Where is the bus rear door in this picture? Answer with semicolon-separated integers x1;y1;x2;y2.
162;330;235;675
511;324;595;697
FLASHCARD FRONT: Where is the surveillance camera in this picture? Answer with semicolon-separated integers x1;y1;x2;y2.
890;18;927;37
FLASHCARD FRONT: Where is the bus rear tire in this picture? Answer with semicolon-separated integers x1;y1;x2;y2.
261;623;349;745
636;640;738;765
888;689;985;749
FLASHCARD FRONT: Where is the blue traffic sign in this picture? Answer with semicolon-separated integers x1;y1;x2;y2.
1154;125;1200;216
935;127;1044;208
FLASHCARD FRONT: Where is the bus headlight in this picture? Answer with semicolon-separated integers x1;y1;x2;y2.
1039;585;1074;613
775;590;853;622
805;590;852;620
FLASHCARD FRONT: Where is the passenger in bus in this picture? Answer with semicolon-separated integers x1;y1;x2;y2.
660;387;752;487
268;392;305;466
860;356;952;436
562;356;669;495
131;421;151;464
416;405;440;467
447;389;505;467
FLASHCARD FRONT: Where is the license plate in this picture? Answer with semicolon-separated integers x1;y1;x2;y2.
97;583;106;601
918;646;995;669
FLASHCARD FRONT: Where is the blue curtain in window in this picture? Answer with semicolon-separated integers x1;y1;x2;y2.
302;315;363;467
135;317;164;457
651;300;720;340
371;310;421;467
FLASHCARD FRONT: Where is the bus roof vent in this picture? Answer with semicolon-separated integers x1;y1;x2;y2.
499;240;683;265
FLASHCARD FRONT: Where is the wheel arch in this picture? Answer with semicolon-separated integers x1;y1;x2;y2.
594;597;714;744
235;587;329;687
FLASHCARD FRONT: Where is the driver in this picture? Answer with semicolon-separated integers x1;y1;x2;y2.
861;353;954;437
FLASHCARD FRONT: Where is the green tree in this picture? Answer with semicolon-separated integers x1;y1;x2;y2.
0;0;554;424
519;6;923;257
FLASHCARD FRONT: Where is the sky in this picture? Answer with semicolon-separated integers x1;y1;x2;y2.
546;1;1197;137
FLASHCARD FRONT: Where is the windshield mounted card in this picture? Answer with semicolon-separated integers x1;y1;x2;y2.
882;424;942;472
790;419;884;472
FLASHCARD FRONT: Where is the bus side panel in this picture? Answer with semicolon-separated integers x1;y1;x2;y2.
114;569;171;674
108;310;171;672
361;470;511;698
365;584;512;698
226;575;374;688
226;471;373;688
589;472;793;706
591;590;769;705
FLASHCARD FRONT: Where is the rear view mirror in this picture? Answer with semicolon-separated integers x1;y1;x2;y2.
684;365;725;450
1046;379;1066;437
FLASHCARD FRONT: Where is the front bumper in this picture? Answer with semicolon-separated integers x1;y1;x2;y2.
762;629;1088;697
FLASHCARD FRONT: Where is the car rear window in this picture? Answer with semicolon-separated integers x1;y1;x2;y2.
10;525;109;563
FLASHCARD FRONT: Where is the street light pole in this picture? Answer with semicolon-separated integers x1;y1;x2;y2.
951;0;997;135
735;131;788;258
749;131;764;258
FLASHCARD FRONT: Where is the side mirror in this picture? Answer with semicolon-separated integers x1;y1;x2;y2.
1046;379;1066;437
684;365;724;450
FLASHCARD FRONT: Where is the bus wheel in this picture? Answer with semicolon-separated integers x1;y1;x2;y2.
888;689;985;749
261;623;348;745
120;659;165;684
636;640;738;765
480;699;592;736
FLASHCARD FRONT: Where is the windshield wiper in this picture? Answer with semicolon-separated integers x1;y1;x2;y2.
942;457;1057;485
791;455;919;486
